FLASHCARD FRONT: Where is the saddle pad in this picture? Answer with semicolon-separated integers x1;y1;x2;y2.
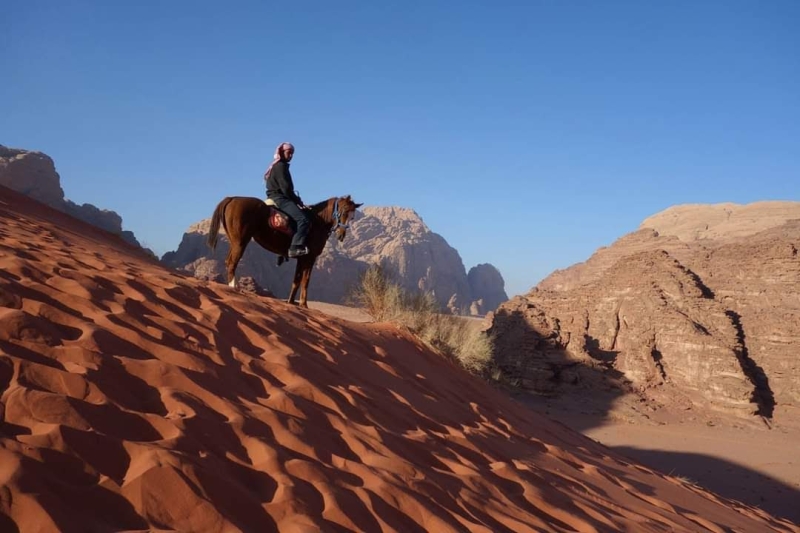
268;207;293;236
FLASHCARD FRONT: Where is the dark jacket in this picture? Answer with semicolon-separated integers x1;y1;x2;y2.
265;161;302;204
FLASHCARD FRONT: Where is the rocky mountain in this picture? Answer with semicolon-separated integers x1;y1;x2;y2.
488;202;800;421
0;145;148;252
163;206;508;315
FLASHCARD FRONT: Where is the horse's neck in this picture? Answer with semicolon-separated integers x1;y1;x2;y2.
314;199;337;226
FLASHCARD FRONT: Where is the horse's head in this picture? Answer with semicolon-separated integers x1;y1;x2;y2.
332;195;363;242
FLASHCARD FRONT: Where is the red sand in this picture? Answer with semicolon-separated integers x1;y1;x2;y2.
1;184;797;532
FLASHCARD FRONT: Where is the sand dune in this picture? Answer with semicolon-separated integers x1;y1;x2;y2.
1;184;797;532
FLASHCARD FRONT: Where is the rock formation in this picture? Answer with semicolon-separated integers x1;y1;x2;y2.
641;201;800;241
490;202;800;421
467;263;507;314
163;206;508;314
0;145;149;252
0;145;64;206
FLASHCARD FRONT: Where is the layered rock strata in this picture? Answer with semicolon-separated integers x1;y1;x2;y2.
491;203;800;420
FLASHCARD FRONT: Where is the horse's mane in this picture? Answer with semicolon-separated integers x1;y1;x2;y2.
309;198;331;212
309;198;335;220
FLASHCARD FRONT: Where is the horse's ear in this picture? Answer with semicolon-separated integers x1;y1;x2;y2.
355;202;364;208
345;195;352;200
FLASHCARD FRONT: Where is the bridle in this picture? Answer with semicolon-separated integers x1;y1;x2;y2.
329;197;351;235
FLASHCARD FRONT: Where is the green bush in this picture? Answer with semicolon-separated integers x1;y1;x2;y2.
350;265;496;377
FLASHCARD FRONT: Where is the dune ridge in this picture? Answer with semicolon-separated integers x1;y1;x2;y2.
0;184;797;532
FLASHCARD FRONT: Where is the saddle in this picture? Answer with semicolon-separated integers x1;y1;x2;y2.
264;198;294;236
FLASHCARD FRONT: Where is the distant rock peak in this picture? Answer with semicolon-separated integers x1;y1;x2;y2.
0;144;150;254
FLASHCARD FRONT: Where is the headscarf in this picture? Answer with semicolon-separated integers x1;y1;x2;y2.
263;142;295;182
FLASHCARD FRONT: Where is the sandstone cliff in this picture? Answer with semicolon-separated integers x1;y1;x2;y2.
490;202;800;421
0;145;148;252
163;206;508;314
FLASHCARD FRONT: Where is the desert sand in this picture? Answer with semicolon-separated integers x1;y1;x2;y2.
1;183;798;532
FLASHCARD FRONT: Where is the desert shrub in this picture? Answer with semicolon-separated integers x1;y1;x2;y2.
350;265;496;377
349;264;404;321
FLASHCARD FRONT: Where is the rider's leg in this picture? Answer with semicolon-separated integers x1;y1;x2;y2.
274;199;310;256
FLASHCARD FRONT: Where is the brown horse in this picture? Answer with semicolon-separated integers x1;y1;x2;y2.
207;195;362;307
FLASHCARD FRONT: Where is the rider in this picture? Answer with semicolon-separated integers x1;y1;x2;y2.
264;142;310;258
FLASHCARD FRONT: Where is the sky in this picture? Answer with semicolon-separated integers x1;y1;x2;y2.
3;1;798;297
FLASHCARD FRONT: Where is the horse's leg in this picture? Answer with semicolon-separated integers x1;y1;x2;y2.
287;261;303;305
226;238;247;288
298;257;316;308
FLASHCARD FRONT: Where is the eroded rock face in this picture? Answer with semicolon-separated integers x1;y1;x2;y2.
685;222;800;416
0;145;148;252
492;202;800;420
163;206;508;314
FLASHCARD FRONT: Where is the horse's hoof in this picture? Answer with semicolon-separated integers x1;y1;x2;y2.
286;299;297;306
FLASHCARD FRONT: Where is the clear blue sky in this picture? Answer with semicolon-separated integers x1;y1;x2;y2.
3;1;798;297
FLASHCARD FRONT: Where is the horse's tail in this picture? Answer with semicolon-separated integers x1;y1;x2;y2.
207;197;233;251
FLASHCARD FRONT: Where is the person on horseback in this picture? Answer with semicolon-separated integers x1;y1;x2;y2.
264;142;310;258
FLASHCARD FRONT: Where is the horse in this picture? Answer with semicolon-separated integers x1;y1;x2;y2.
207;195;362;308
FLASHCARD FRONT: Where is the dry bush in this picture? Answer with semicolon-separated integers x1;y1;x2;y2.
348;264;404;321
350;265;496;377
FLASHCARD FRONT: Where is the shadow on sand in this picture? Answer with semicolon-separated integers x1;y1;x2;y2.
614;446;800;525
491;308;800;526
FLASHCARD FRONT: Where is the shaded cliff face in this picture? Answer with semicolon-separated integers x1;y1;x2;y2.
491;202;800;421
163;206;508;314
0;145;149;253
